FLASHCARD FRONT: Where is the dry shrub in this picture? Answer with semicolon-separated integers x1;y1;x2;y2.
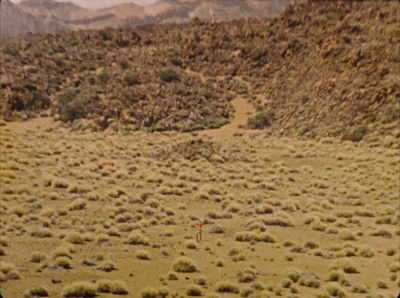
65;232;85;244
186;284;202;296
206;209;222;219
227;202;242;213
136;249;151;260
41;207;57;218
10;206;26;217
237;268;256;283
52;179;69;188
172;257;197;273
0;261;16;274
24;286;49;297
126;232;150;245
67;184;90;194
194;276;207;285
235;232;259;242
53;246;72;259
338;229;356;241
258;232;275;243
195;191;210;200
283;267;301;282
369;229;392;238
167;272;178;280
185;240;197;249
97;279;128;295
55;256;71;269
326;285;346;298
377;280;388;288
61;281;97;297
215;280;239;293
209;224;225;234
357;245;375;258
387;247;397;256
330;258;358;273
67;199;86;211
146;198;160;208
30;228;53;238
354;209;374;217
261;216;294;227
97;259;116;272
254;204;274;214
328;270;348;286
141;287;169;298
311;219;326;231
351;283;367;293
298;274;320;288
95;233;110;245
30;251;47;263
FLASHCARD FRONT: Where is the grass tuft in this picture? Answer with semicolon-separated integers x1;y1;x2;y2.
61;281;97;297
172;257;197;273
215;280;240;293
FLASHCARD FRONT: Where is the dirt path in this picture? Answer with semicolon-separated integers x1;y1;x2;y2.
184;69;256;140
199;95;255;140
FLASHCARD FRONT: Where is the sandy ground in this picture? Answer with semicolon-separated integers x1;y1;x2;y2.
199;96;255;140
0;102;399;297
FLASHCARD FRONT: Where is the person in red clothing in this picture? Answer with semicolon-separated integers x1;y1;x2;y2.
195;220;203;241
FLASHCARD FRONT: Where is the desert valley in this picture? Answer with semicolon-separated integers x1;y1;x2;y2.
0;0;399;297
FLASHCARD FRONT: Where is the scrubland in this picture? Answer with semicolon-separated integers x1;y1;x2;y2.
1;1;399;297
0;115;399;297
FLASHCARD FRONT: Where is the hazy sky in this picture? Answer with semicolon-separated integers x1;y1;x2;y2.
9;0;159;9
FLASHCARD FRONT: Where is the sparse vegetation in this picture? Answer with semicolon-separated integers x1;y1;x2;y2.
0;2;399;297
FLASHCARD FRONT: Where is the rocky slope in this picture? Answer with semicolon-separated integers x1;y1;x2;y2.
1;0;398;141
1;0;301;37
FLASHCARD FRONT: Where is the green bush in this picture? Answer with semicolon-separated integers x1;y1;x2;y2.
123;72;140;86
57;88;76;106
88;76;96;85
160;69;179;82
170;57;183;67
341;126;366;142
3;45;19;56
28;91;51;110
98;69;110;84
118;58;130;69
61;100;86;122
247;111;274;129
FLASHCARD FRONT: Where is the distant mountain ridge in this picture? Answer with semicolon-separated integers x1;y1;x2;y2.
1;0;302;37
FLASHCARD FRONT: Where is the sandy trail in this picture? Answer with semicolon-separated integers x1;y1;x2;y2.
199;95;255;140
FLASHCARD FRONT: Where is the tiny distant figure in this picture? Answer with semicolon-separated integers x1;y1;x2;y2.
195;221;203;241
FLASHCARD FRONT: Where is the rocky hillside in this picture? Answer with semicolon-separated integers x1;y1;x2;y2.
1;0;301;37
1;0;399;141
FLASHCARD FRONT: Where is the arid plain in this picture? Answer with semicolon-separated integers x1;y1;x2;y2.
1;98;399;297
1;1;399;297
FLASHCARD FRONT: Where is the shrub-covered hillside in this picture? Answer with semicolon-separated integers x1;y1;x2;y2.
1;0;398;139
